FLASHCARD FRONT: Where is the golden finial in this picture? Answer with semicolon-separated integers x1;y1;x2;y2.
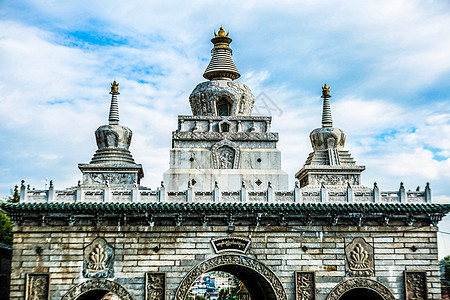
111;81;119;94
322;83;330;97
214;26;229;37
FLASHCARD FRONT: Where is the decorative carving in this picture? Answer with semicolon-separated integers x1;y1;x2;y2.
219;146;235;168
84;173;137;185
211;140;240;169
25;273;50;300
345;237;374;277
327;278;395;300
295;271;315;300
174;254;287;300
83;237;114;278
211;237;251;254
145;272;166;300
189;80;255;116
61;278;134;300
310;174;360;186
404;271;427;300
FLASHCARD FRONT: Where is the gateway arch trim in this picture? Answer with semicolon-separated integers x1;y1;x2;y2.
174;254;287;300
326;278;395;300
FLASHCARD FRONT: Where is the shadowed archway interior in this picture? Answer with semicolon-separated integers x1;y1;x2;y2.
75;290;108;300
339;288;384;300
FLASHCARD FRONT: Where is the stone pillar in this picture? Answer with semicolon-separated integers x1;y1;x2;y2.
159;181;166;202
213;181;220;202
209;120;213;132
346;183;353;202
266;120;272;132
267;182;274;202
187;182;193;202
372;182;380;203
179;119;185;132
425;182;431;203
294;181;301;202
103;185;111;202
47;181;55;202
20;180;27;202
131;184;139;202
75;181;83;201
320;183;328;203
399;182;406;203
240;181;247;202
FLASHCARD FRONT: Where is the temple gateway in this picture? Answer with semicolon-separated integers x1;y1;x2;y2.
2;27;450;300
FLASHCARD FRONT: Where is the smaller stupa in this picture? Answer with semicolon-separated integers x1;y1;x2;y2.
296;84;365;188
78;81;144;187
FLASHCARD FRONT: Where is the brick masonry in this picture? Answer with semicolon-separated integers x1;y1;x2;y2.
9;224;440;300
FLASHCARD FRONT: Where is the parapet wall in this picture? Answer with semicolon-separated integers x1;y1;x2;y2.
19;181;432;204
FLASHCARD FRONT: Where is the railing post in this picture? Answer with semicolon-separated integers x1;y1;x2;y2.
320;182;328;203
425;182;431;203
294;181;301;202
399;182;406;203
373;182;380;203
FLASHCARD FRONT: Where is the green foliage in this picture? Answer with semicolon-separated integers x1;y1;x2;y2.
0;186;16;245
7;185;20;203
218;287;239;300
195;296;206;300
0;211;13;245
441;255;450;282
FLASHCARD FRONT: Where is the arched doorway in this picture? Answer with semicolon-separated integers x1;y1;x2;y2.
175;254;287;300
61;278;134;300
327;278;395;300
339;288;383;300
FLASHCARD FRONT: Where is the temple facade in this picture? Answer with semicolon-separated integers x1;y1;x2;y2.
2;27;450;300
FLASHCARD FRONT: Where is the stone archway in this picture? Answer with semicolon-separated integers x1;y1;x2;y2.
175;254;287;300
61;278;134;300
327;278;395;300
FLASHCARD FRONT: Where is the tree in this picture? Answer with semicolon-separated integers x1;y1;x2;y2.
441;256;450;282
0;186;17;245
7;185;20;203
0;211;13;245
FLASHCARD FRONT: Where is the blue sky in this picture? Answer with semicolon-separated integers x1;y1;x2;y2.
1;0;450;256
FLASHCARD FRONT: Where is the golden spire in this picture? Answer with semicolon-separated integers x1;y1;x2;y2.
204;26;240;80
110;81;119;94
322;83;330;97
214;26;229;37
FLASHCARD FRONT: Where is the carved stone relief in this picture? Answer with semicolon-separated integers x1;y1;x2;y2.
211;140;240;169
310;174;360;186
25;273;50;300
404;271;427;300
345;237;374;277
145;272;166;300
95;125;132;149
84;173;137;185
174;254;287;300
83;237;114;278
189;80;255;116
326;278;395;300
61;278;134;300
294;271;315;300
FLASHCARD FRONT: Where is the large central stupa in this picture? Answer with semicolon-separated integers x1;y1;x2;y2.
163;27;288;191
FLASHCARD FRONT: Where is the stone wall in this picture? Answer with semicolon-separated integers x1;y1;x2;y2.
10;224;440;300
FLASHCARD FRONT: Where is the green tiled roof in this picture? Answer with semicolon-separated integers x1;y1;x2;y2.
1;202;450;214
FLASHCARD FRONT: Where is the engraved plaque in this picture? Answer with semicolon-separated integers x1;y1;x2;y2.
146;272;166;300
295;271;315;300
25;273;50;300
404;271;427;300
211;237;251;254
